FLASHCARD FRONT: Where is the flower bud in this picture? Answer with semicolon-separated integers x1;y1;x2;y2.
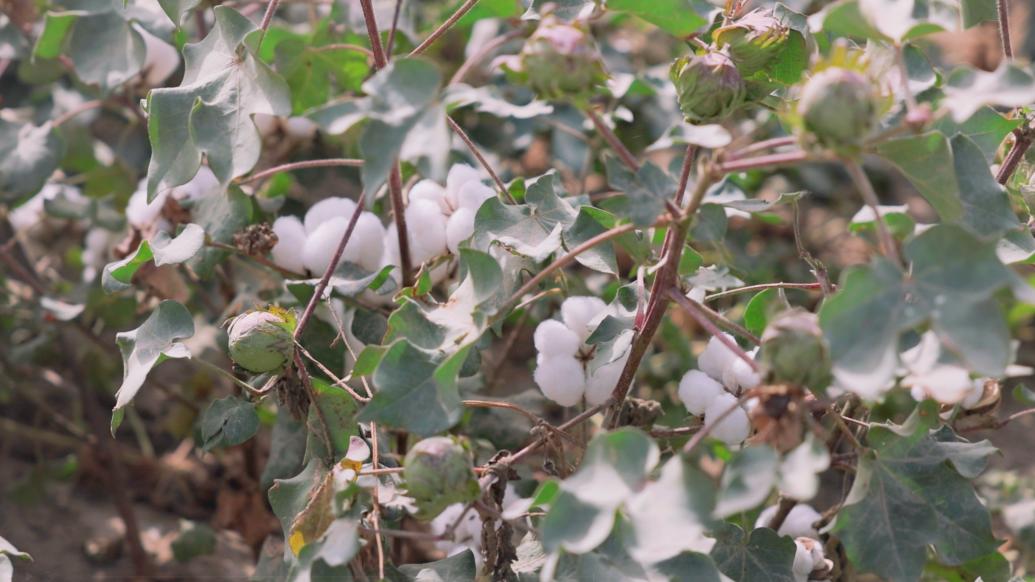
227;309;295;373
670;52;746;123
797;67;877;150
714;10;789;75
516;17;608;102
760;310;832;392
403;437;480;520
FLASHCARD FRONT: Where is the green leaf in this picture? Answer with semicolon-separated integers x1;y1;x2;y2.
690;204;728;244
102;223;205;292
357;340;465;436
157;0;201;26
605;158;675;227
932;106;1019;163
606;0;710;37
396;550;477;581
943;63;1035;123
268;29;369;114
875;132;962;222
522;0;595;20
112;300;195;429
304;377;358;463
472;171;575;263
949;134;1020;239
446;84;554;120
564;206;619;275
146;6;290;199
0;120;63;203
713;446;779;518
960;0;998;27
709;524;796;582
744;288;779;337
171;520;217;562
260;409;307;492
200;395;259;450
188;186;253;277
835;419;999;580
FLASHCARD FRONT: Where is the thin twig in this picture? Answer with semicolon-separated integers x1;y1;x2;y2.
409;0;481;56
387;163;414;288
312;43;374;57
726;136;796;160
294;340;371;402
359;0;388;69
447;116;513;202
207;240;306;279
842;159;902;265
462;399;577;444
52;100;104;127
295;351;335;458
236;158;364;184
719;150;810;173
682;391;755;454
586;107;639;171
668;289;760;370
996;130;1032;185
258;0;282;42
997;0;1013;59
449;28;526;85
385;0;403;58
705;282;824;302
792;201;834;296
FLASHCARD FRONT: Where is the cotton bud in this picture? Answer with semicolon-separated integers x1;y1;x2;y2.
226;309;295;373
756;503;822;539
271;216;306;273
517;17;608;102
698;333;740;383
760;310;832;392
139;28;179;87
560;296;608;342
403;437;480;520
446;208;476;253
713;9;789;75
704;392;751;445
304;197;357;235
534;354;586;407
670;52;746;123
533;319;581;357
678;369;726;416
797;67;877;151
584;352;629;406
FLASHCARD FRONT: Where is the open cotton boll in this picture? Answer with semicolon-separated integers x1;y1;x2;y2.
755;504;822;539
678;369;726;416
446;164;482;204
698;332;740;382
304;197;357;235
283;117;318;140
703;392;750;444
409;179;450;214
961;378;987;409
139;27;180;87
902;365;972;404
722;348;762;392
560;296;609;342
171;165;220;202
584;352;629;405
533;319;581;357
271;216;307;273
406;198;449;263
534;354;586;407
126;181;168;228
792;539;815;582
302;217;349;275
456;180;495;211
446;208;477;253
341;211;386;272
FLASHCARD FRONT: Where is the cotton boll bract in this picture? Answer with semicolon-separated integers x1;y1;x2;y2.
698;333;740;382
560;296;608;342
139;27;180;87
678;369;726;416
534;355;585;407
271;216;307;274
703;392;750;444
304;197;357;235
446;208;476;253
533;319;581;357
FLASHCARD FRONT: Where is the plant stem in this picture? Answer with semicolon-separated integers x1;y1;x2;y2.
681;391;754;454
409;0;482;56
237;158;364;184
258;0;281;32
206;240;305;279
586;106;639;171
668;288;760;369
359;0;388;69
842;158;902;266
370;422;386;580
447;116;512;201
388;163;414;288
705;282;824;302
727;136;796;160
997;0;1013;59
996;130;1032;185
52;100;104;127
385;0;403;57
449;28;525;85
718;150;810;173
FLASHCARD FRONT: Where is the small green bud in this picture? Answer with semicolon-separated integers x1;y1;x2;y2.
714;10;789;75
516;17;608;102
226;309;294;373
403;436;480;520
670;52;746;123
760;310;832;393
797;67;877;151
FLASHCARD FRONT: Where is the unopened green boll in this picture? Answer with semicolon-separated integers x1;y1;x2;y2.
518;17;608;102
670;52;746;123
714;10;789;75
403;437;480;520
226;310;294;373
760;310;832;392
797;67;877;151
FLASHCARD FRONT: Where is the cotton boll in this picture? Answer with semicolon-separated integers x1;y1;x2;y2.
902;365;972;404
271;216;307;273
302;216;348;275
409;179;450;214
446;164;482;205
560;296;609;342
126;181;168;228
698;333;740;382
533;319;581;357
961;378;987;409
756;504;822;539
703;392;750;445
304;197;358;235
722;348;762;392
283;117;318;140
792;539;815;582
584;352;629;405
446;207;476;253
534;355;585;407
342;211;386;272
406;199;448;263
456;180;495;211
139;28;180;87
171;165;220;202
678;369;726;416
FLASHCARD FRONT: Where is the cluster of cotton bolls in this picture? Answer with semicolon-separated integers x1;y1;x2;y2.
532;296;631;407
125;166;221;233
270;197;385;276
677;332;762;445
755;504;832;582
397;163;496;260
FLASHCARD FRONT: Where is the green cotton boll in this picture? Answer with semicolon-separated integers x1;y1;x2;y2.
518;17;609;103
670;52;747;124
760;310;832;393
714;9;790;76
797;67;877;151
403;436;480;520
226;310;295;374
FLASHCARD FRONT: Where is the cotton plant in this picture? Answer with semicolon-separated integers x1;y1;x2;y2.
532;296;632;407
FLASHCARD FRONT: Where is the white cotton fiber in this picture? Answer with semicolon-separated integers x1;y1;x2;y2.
446;208;476;253
534;355;586;407
533;319;581;357
678;369;726;416
304;197;357;235
703;392;750;445
560;296;608;342
271;215;307;273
